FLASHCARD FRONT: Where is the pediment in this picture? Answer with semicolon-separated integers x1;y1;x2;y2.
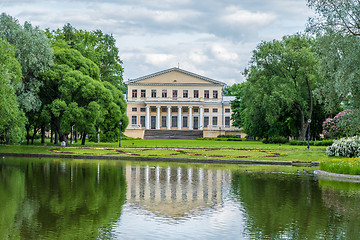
127;68;225;86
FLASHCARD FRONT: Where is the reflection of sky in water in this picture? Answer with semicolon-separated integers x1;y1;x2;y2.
113;165;247;239
114;199;246;240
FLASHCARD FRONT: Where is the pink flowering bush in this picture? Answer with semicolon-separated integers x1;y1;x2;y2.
322;110;353;139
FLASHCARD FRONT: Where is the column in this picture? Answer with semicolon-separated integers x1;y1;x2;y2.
199;106;204;130
188;106;193;130
178;106;182;130
167;106;171;130
156;106;161;129
145;105;150;130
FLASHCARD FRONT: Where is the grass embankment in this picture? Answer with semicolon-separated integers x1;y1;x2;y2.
320;159;360;175
0;139;330;162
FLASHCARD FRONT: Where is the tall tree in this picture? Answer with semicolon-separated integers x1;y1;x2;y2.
0;13;53;113
307;1;360;133
242;34;321;140
47;24;125;91
0;38;26;143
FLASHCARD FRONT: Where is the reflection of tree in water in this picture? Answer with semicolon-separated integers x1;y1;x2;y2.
319;179;360;238
230;172;360;239
0;158;127;239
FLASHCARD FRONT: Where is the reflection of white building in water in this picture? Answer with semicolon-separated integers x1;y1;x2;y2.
125;165;231;219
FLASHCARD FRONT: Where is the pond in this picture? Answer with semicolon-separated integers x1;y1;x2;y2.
1;157;360;239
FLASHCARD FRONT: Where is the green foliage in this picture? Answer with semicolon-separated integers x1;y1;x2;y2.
0;13;53;113
262;136;289;144
241;34;323;140
47;24;125;91
0;38;26;143
289;140;333;146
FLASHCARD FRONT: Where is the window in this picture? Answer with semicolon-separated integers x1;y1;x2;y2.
225;108;231;113
131;116;137;125
132;107;137;112
204;117;209;128
161;107;167;113
162;90;167;98
194;108;199;113
225;116;231;127
140;108;146;112
132;89;137;98
213;90;218;99
193;90;199;98
173;90;178;98
161;116;167;127
183;90;188;98
172;116;178;127
151;89;157;98
140;116;145;127
213;117;217;126
183;108;188;113
172;107;178;113
183;116;188;128
204;90;209;98
213;108;218;113
204;108;209;113
141;89;146;98
151;107;156;112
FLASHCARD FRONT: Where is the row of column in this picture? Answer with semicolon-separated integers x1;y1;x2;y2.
145;105;204;130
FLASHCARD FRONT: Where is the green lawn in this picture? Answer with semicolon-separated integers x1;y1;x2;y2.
0;139;333;162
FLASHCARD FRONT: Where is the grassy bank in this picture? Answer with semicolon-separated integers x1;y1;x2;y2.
0;139;330;162
320;159;360;175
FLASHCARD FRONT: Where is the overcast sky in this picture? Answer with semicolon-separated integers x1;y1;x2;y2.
0;0;315;85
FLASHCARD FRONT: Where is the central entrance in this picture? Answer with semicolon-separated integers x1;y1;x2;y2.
193;116;199;129
151;116;156;129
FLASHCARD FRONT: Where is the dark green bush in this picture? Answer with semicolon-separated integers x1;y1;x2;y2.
289;140;333;146
262;136;289;144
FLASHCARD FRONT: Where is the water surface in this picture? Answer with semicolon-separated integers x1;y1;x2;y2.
1;157;360;239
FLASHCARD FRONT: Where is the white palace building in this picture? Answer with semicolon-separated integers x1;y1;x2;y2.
124;68;242;139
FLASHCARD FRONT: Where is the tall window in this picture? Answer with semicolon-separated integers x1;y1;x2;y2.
213;90;218;99
225;116;230;127
151;89;157;98
162;90;167;98
131;116;137;125
194;90;199;98
161;116;167;127
183;116;188;128
141;89;146;98
204;116;209;128
204;90;209;98
183;90;188;98
140;116;145;127
172;116;178;127
173;90;178;98
132;89;137;98
212;116;218;126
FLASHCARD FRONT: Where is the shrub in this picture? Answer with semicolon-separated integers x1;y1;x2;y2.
217;134;241;138
262;136;289;144
322;110;355;139
326;136;360;157
289;140;333;146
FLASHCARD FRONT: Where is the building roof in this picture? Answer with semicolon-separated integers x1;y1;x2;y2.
126;67;226;86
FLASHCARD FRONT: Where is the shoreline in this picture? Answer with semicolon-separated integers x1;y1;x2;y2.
0;152;318;166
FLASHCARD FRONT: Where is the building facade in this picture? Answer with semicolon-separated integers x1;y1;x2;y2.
124;68;242;139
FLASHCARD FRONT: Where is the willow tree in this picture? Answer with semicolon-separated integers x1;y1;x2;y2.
242;34;321;140
0;38;26;143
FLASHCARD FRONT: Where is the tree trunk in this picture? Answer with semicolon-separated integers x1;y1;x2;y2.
81;132;86;145
26;125;30;145
75;128;78;143
55;131;59;145
41;125;45;144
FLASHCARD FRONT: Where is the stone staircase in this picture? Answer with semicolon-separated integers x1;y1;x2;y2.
144;130;203;139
